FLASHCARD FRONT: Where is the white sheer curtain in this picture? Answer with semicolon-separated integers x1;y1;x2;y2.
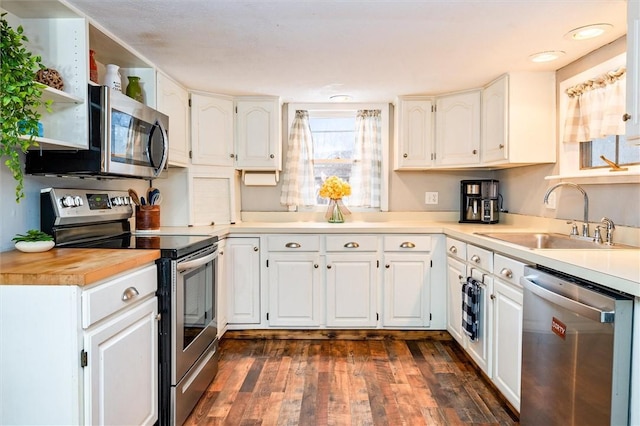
280;110;316;207
563;67;626;143
349;110;381;208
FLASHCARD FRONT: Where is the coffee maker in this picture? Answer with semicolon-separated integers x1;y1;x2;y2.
459;179;499;224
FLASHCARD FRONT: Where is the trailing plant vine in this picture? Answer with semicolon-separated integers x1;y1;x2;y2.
1;13;48;202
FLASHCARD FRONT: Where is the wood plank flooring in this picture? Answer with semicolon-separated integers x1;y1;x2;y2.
185;337;518;425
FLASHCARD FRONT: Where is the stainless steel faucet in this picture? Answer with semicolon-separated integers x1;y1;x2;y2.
600;217;615;245
543;182;590;237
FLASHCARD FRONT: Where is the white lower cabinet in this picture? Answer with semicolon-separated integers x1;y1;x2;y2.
226;237;261;324
446;255;466;344
0;264;158;426
491;254;526;412
266;235;322;327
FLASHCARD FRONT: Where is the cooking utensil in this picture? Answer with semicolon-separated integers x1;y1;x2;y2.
147;187;160;205
150;192;163;205
128;189;141;206
140;196;146;205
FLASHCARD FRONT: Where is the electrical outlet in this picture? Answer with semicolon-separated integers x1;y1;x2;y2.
425;191;438;205
545;192;557;209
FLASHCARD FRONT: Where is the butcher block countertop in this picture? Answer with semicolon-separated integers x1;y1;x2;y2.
0;248;160;286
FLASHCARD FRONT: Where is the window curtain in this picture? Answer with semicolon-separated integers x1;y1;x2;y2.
280;110;316;207
349;110;382;208
563;67;626;143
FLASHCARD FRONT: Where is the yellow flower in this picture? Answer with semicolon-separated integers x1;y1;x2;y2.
319;176;351;199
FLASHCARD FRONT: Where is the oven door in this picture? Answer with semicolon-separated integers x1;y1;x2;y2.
172;245;218;384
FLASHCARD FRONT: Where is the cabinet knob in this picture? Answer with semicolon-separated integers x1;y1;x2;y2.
327;265;332;269
499;144;504;149
403;153;408;158
344;242;360;248
155;313;162;321
472;149;478;155
270;154;275;159
500;267;513;279
121;286;139;301
490;294;496;300
399;242;416;249
229;153;235;158
314;264;319;268
470;254;480;263
449;246;458;254
285;242;301;248
458;275;464;281
253;246;259;252
622;113;632;122
385;264;390;268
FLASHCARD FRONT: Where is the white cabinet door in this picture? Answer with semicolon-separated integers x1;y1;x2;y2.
191;93;235;166
217;238;228;337
446;256;466;345
156;72;190;166
325;254;378;327
395;98;434;169
226;237;261;324
383;253;431;327
481;75;508;164
84;297;158;426
235;98;281;170
492;279;523;412
627;0;640;144
435;90;481;166
267;252;322;327
465;274;493;377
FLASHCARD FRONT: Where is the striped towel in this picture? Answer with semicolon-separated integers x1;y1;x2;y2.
462;277;481;342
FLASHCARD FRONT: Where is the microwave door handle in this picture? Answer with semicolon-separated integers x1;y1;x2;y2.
177;252;217;271
148;120;168;177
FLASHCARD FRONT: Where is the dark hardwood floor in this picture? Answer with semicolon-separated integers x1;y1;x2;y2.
185;335;518;425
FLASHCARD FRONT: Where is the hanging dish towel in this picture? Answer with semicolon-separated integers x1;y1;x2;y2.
462;276;481;342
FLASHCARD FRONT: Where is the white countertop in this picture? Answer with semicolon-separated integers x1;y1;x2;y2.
155;215;640;297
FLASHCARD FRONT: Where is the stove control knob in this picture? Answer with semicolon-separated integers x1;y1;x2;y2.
123;196;130;205
61;195;75;207
74;196;84;207
112;197;122;206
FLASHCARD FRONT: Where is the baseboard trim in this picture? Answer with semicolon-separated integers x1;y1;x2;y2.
222;329;452;341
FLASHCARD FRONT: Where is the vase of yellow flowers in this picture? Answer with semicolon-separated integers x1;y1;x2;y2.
319;176;352;223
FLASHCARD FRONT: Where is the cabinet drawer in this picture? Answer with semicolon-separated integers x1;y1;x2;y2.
267;235;320;251
467;244;493;273
494;254;527;288
446;237;467;260
325;235;378;252
82;264;157;328
383;235;432;252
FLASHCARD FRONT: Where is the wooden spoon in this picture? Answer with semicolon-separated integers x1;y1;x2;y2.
128;188;141;206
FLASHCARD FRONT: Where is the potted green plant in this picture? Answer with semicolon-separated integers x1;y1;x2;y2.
1;13;49;202
12;229;55;252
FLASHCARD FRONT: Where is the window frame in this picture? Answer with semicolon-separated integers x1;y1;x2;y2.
286;102;390;211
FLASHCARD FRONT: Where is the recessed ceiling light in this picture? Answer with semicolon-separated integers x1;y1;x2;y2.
565;23;613;41
528;51;566;63
329;94;352;102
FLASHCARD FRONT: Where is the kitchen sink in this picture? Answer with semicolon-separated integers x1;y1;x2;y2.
476;232;637;250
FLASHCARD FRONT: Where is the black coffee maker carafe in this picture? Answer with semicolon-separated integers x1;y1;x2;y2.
459;179;499;224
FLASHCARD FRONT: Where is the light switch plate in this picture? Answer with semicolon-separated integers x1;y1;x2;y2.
425;192;438;204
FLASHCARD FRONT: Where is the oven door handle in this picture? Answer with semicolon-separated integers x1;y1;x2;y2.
177;252;217;271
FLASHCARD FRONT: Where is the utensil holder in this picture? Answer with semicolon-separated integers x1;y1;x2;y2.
135;205;160;231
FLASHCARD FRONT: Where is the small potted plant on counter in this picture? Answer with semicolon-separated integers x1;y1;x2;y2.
12;229;55;253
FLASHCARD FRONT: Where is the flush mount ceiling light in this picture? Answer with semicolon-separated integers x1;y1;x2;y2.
565;23;613;41
329;94;352;102
529;51;566;63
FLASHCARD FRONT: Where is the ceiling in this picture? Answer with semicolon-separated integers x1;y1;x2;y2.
65;0;628;103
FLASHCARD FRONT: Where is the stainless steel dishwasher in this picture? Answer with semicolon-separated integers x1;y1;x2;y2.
520;266;633;426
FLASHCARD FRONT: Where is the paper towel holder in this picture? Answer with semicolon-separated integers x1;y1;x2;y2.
242;170;280;186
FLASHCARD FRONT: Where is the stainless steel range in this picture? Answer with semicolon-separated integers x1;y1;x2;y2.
40;187;219;426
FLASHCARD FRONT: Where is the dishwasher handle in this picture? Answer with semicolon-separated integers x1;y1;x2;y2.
521;275;615;323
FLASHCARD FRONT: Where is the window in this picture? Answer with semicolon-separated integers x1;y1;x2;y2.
580;135;640;169
285;103;389;211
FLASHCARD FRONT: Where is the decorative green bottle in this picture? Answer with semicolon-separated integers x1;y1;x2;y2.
125;76;144;103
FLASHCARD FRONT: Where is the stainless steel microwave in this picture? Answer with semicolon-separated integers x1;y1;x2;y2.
26;85;169;179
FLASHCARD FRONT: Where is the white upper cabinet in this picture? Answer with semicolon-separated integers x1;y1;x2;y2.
435;90;481;166
235;97;282;170
156;72;190;167
626;0;640;144
190;92;235;167
482;72;556;165
394;98;435;169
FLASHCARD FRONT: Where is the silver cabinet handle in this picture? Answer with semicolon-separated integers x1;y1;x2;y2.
470;254;480;263
449;246;457;254
500;267;513;279
122;286;139;301
400;242;416;249
285;242;301;248
344;242;359;248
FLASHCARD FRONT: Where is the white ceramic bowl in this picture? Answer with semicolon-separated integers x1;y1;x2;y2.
15;240;55;253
